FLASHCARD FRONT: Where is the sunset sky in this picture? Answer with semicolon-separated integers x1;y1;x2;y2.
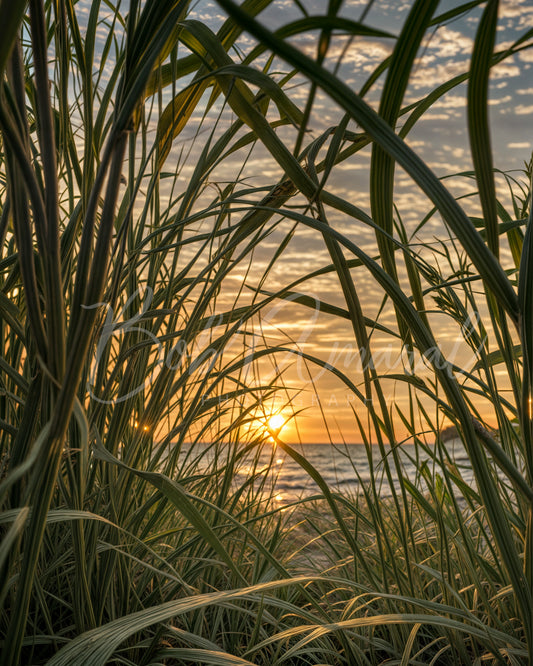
76;0;533;444
213;0;533;443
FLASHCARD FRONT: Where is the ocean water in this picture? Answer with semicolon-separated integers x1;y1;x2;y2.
229;439;474;503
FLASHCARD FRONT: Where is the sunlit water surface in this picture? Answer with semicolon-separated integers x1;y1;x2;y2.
177;439;478;503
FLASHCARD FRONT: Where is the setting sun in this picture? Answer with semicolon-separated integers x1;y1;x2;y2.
267;414;286;432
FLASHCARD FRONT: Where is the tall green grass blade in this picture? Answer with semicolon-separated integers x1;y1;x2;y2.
370;0;439;280
0;0;26;75
29;0;66;379
518;188;533;480
467;0;499;257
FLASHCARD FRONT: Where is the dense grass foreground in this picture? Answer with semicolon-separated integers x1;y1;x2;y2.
0;0;533;663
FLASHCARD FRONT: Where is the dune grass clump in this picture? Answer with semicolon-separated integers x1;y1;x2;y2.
0;0;532;663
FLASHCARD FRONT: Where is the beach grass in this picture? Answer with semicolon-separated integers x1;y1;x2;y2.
0;0;533;663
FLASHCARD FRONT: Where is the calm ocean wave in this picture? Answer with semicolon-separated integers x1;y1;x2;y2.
235;440;474;502
178;440;475;503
